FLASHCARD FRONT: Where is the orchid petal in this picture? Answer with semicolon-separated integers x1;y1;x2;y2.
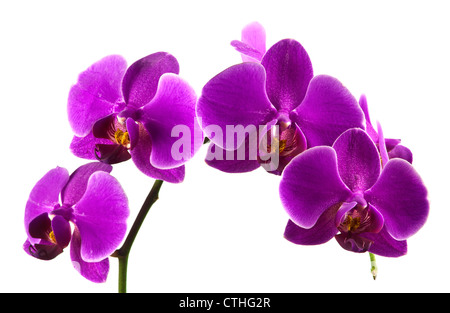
385;138;402;151
332;128;381;192
261;39;313;113
284;203;340;245
358;94;378;142
230;41;264;63
365;159;429;240
377;122;389;168
129;121;185;183
61;162;112;206
197;62;277;150
366;227;408;257
68;55;127;137
25;167;69;245
388;144;413;163
72;172;129;262
122;52;179;108
70;228;109;283
292;75;364;147
205;133;261;173
139;73;202;169
280;146;352;229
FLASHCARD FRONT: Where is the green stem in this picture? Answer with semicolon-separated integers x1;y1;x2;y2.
369;252;378;280
112;179;164;293
117;253;128;292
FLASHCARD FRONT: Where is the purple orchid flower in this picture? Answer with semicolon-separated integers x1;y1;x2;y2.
68;53;203;183
197;37;365;175
359;94;413;163
280;127;429;257
23;162;129;282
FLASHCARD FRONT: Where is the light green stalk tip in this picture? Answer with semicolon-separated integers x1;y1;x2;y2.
369;252;378;280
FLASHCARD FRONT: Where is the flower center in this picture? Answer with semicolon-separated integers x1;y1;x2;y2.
257;120;307;175
335;202;384;253
338;207;369;234
264;122;302;156
268;137;287;154
114;129;130;147
92;114;133;164
341;215;361;232
48;230;57;244
336;203;384;236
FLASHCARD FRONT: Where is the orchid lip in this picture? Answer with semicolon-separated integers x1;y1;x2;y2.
336;201;384;235
95;144;131;164
335;233;374;253
26;213;71;260
92;114;134;164
334;202;384;253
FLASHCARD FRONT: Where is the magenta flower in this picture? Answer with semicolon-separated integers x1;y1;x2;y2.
359;94;413;163
197;38;365;175
23;162;129;282
280;128;429;257
68;53;202;183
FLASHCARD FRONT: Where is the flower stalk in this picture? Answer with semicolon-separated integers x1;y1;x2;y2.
112;179;164;293
369;252;377;280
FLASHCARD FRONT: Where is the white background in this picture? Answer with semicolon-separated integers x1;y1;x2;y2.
1;0;449;293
